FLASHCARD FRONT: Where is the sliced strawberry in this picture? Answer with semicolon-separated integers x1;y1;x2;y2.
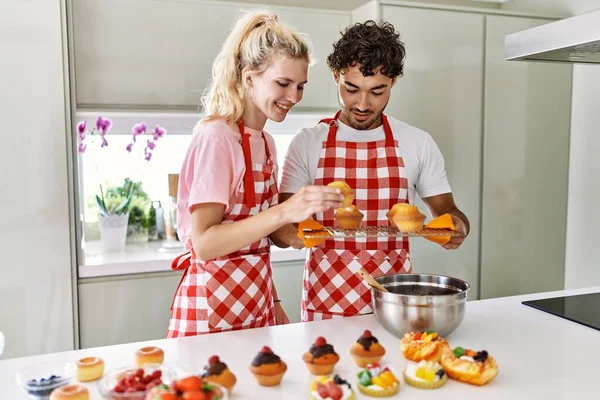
316;382;329;398
326;381;343;400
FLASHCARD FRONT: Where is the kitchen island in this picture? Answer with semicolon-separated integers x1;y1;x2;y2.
2;286;599;399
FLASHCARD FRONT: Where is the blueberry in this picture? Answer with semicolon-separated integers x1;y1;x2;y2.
436;369;445;378
473;350;489;363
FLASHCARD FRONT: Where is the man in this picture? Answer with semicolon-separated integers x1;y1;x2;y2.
272;20;469;322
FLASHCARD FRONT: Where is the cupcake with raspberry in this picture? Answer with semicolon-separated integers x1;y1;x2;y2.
303;336;340;375
349;330;386;367
201;355;237;392
249;346;287;387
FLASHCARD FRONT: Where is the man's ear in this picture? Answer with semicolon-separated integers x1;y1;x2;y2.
390;77;397;89
333;72;340;85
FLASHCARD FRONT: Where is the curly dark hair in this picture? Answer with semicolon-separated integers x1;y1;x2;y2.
326;20;406;79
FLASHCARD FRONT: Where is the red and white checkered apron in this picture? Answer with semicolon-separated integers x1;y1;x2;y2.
167;121;277;337
301;111;412;322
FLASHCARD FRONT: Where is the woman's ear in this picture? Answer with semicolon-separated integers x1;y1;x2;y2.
241;66;254;89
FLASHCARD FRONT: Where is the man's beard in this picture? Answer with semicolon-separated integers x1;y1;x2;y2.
340;99;389;130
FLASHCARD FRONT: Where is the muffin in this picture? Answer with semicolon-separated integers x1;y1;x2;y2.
440;346;498;386
201;355;237;392
303;336;340;375
400;331;449;362
249;346;287;386
404;360;448;389
357;363;400;397
311;375;355;400
349;330;386;367
334;206;364;230
327;181;355;208
386;203;426;232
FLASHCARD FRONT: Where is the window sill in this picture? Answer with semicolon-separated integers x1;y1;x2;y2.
78;240;306;279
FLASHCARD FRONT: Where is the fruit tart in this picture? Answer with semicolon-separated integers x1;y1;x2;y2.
349;330;386;368
249;346;287;386
311;375;354;400
303;336;340;375
400;331;449;362
145;376;226;399
356;363;399;397
403;360;448;389
201;355;236;393
440;346;499;386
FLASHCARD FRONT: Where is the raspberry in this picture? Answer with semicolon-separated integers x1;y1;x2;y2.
315;337;327;347
208;355;220;365
362;330;372;338
260;346;272;353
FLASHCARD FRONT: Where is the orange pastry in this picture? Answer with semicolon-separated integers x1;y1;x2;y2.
400;331;449;362
249;346;287;386
135;346;164;366
201;355;237;392
349;330;386;367
440;346;498;386
334;206;364;229
327;181;355;207
75;356;104;382
303;336;340;375
50;384;89;400
386;203;426;232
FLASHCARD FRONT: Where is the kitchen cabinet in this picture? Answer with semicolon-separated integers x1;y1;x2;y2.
480;15;571;299
78;261;304;348
72;0;350;110
381;5;484;299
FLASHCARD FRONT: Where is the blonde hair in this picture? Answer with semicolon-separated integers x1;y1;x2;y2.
198;11;311;128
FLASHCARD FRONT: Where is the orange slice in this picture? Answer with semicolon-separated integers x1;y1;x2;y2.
297;219;330;248
424;213;455;245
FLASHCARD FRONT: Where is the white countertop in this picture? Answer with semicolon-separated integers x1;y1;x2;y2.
79;240;306;279
2;286;600;399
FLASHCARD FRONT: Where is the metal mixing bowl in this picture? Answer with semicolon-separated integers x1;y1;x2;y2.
371;273;470;338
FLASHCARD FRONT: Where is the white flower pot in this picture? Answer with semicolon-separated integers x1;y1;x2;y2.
98;213;129;252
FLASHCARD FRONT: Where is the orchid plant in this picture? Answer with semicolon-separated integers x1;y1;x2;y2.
77;116;112;153
126;123;167;161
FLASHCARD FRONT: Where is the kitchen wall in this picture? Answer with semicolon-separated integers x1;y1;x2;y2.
502;0;599;16
0;0;75;359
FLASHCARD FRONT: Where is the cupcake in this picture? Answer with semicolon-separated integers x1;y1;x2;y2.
400;331;449;362
334;206;364;230
327;181;355;208
386;203;426;232
440;346;498;386
303;336;340;375
357;363;400;397
349;330;386;367
404;360;448;389
311;375;354;400
249;346;287;386
201;355;237;392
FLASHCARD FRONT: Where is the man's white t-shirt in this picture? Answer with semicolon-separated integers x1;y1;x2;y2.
280;116;451;203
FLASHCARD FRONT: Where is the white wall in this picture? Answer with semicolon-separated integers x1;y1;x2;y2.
0;0;75;359
502;0;600;16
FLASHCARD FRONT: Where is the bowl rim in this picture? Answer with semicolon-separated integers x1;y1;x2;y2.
97;363;177;397
16;361;75;389
372;273;471;297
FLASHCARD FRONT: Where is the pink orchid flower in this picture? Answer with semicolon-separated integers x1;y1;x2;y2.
132;123;146;137
152;125;167;141
78;143;87;153
126;143;134;152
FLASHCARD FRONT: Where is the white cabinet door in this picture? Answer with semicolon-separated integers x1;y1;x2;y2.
382;6;484;299
481;16;571;299
73;0;349;110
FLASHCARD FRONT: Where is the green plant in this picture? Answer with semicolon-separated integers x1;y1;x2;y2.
95;181;134;216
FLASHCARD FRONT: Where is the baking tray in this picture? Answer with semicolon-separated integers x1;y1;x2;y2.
301;225;462;239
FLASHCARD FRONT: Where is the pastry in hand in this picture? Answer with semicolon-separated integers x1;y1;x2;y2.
356;363;399;397
440;346;498;386
311;374;355;400
404;360;448;389
386;203;426;232
249;346;287;386
303;336;340;375
349;330;385;367
201;355;237;392
327;181;355;208
334;206;364;230
400;331;449;362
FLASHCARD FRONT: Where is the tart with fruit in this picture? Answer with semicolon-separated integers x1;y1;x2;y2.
349;330;386;368
440;346;498;386
403;360;447;389
201;355;236;393
356;363;399;397
303;336;340;375
145;376;225;399
400;331;449;362
310;375;354;400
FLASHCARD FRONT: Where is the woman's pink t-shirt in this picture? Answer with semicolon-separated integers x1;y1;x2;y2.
176;119;278;246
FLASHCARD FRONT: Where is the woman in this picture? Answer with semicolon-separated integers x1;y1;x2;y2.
167;11;343;337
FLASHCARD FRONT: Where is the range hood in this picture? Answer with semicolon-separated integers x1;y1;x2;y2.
505;9;600;64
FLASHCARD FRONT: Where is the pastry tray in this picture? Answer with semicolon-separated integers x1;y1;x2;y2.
301;225;463;239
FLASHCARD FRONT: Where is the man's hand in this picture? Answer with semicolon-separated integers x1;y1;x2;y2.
444;213;467;250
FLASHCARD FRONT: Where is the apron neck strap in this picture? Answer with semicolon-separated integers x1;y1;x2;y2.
238;120;257;208
320;111;393;144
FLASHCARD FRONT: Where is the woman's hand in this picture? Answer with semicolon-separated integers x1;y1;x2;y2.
279;185;344;224
274;303;290;325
